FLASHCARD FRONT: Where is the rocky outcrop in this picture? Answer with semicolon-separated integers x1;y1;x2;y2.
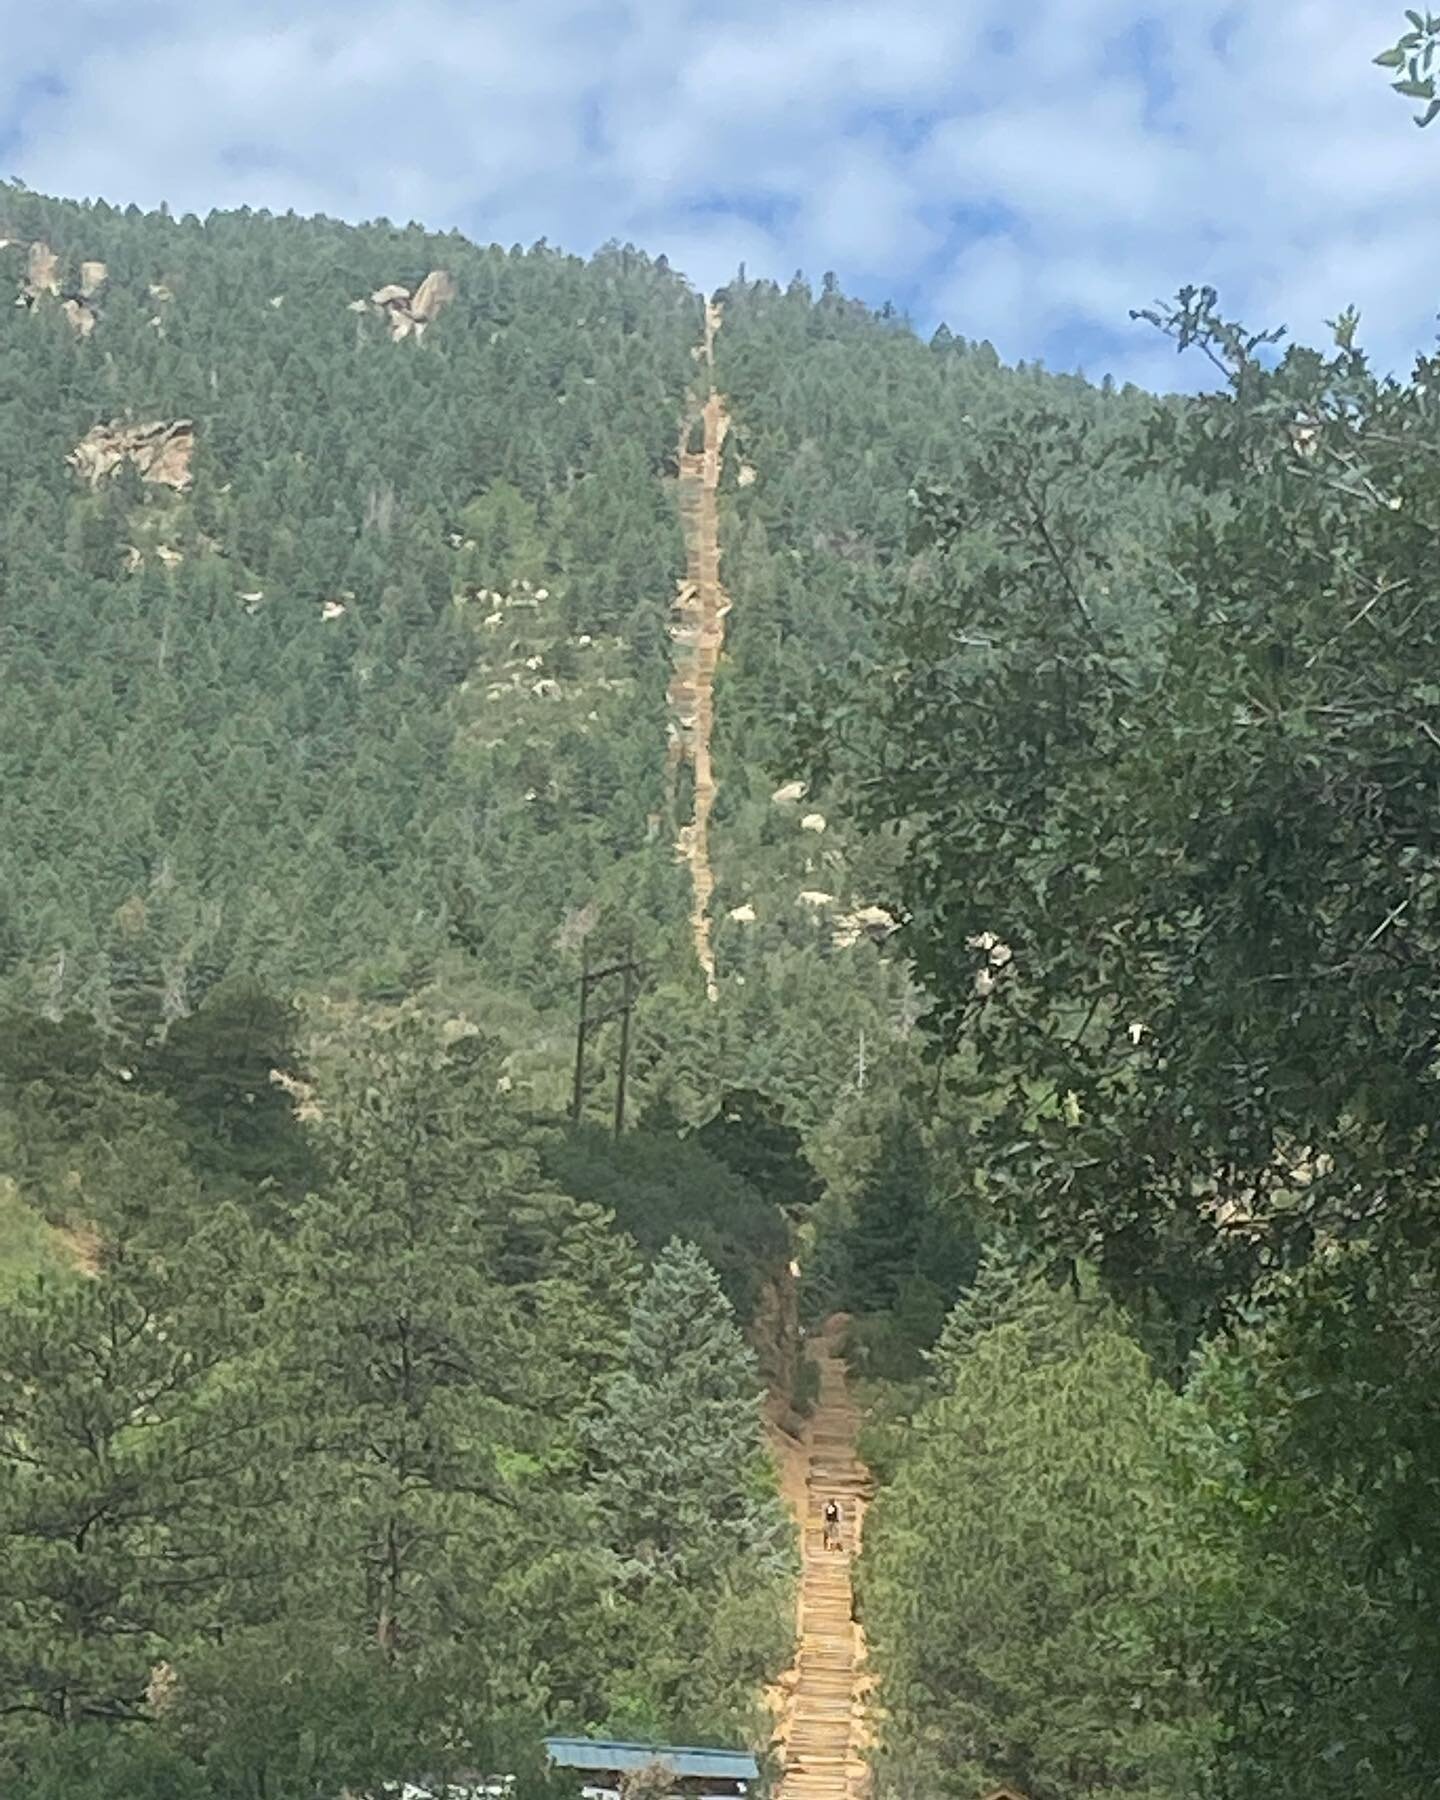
832;905;900;951
12;244;107;336
60;298;96;339
410;269;457;322
69;420;195;491
361;271;457;341
22;241;59;301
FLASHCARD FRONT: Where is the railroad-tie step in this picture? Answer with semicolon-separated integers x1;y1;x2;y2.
778;1345;874;1800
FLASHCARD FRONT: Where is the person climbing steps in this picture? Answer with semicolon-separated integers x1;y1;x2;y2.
822;1498;843;1553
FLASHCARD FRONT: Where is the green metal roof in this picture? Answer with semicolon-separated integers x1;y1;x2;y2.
544;1737;759;1783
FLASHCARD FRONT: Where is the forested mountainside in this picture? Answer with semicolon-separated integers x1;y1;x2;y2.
3;180;1439;1800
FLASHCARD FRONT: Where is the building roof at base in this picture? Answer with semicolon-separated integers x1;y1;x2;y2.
543;1737;759;1782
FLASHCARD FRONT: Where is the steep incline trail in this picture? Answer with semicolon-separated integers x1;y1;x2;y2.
669;298;730;1001
777;1319;874;1800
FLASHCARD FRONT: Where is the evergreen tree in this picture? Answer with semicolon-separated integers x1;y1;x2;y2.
842;1115;929;1312
861;1283;1212;1800
693;1089;822;1217
0;1217;278;1740
589;1238;788;1583
141;974;318;1211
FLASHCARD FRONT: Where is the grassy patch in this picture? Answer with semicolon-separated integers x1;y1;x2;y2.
0;1179;80;1296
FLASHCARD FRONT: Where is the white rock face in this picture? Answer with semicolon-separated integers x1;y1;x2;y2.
800;812;827;833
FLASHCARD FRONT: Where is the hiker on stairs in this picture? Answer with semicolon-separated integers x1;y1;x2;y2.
822;1498;843;1553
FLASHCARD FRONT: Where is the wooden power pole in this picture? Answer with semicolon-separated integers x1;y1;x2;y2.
570;946;644;1138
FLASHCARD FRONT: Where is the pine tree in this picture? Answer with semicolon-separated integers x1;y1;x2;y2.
862;1285;1213;1799
588;1238;787;1582
0;1219;279;1731
842;1115;928;1313
276;1018;621;1719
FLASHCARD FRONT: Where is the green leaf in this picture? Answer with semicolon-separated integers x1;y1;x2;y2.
1375;45;1407;66
1419;94;1440;123
1407;8;1425;27
1395;76;1436;96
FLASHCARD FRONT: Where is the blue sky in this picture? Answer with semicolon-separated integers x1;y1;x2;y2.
2;0;1434;390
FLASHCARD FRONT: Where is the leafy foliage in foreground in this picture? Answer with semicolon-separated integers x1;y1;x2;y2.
840;287;1440;1798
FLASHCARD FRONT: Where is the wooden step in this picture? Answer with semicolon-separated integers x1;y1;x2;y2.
776;1342;874;1800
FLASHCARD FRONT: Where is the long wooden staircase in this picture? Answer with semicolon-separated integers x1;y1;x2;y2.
778;1326;873;1800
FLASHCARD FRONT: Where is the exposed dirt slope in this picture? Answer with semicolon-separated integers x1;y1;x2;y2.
776;1317;874;1800
669;299;730;1001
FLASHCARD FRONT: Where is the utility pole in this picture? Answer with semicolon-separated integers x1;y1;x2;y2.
570;942;591;1127
614;957;635;1140
570;944;644;1135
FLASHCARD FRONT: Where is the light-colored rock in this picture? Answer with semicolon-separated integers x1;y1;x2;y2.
148;282;174;302
155;544;183;568
60;298;96;338
532;677;561;698
347;298;368;313
832;904;899;949
800;812;827;833
80;259;107;296
26;241;59;298
410;269;456;321
68;419;195;491
269;294;284;309
797;890;836;907
728;903;757;922
268;1066;322;1123
320;600;347;620
366;271;455;341
772;780;807;804
738;462;757;487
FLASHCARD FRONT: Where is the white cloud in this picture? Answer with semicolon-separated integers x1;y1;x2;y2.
3;0;1437;385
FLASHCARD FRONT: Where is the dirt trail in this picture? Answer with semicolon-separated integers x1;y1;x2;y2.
775;1318;874;1800
669;299;730;1002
